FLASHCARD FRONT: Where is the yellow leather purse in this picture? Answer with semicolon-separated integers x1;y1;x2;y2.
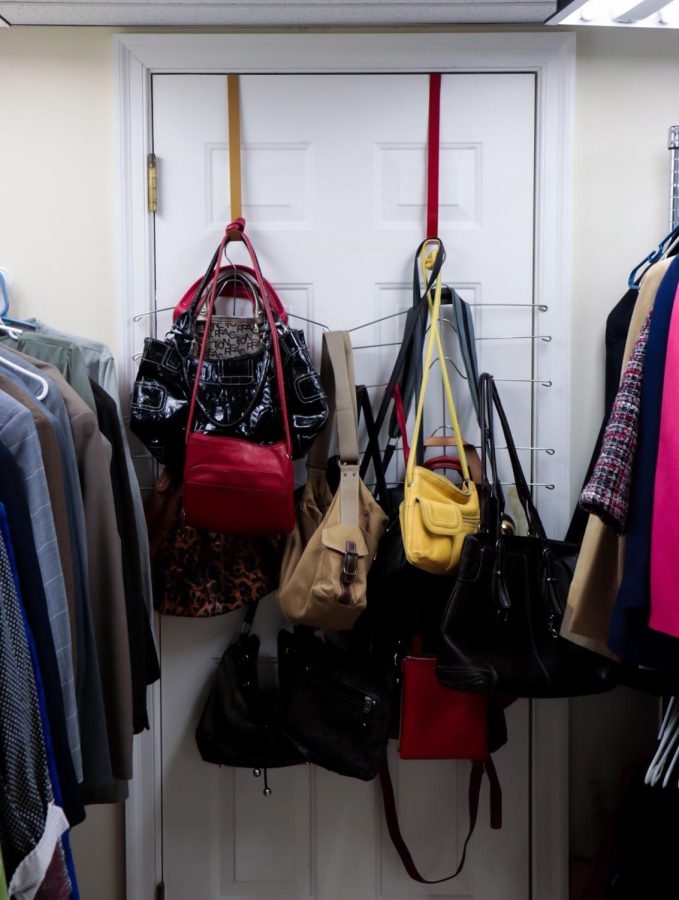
399;242;480;575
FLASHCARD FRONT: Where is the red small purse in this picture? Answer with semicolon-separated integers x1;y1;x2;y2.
183;220;295;536
399;657;488;760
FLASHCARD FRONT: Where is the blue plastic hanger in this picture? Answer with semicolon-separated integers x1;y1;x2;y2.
628;223;679;290
0;271;9;317
0;270;37;329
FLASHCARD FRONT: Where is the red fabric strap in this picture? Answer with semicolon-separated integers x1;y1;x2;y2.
392;382;411;466
379;755;502;884
427;73;442;240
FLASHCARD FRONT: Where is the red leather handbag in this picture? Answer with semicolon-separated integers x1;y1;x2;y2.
183;220;296;535
399;657;488;760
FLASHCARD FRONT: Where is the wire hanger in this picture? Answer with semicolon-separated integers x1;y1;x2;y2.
429;352;467;382
0;354;49;400
133;266;330;331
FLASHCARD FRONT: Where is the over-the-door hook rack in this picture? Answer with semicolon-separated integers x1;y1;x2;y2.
475;334;552;342
133;306;330;331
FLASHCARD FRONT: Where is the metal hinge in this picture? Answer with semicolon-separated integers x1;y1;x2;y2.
147;153;158;213
155;881;165;900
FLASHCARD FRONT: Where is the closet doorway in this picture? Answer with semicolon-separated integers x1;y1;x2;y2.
117;33;575;900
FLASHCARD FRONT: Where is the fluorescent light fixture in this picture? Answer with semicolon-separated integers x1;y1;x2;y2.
547;0;679;24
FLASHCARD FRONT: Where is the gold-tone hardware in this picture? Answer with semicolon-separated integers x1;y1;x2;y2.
147;153;158;213
500;514;516;536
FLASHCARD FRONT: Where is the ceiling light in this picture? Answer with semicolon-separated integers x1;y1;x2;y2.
546;0;679;25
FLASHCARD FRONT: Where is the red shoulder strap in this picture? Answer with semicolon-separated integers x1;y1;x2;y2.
379;755;502;884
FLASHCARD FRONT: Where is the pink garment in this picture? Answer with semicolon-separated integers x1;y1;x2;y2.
650;281;679;636
34;845;70;900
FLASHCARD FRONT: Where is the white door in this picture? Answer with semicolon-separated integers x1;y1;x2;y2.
148;72;536;900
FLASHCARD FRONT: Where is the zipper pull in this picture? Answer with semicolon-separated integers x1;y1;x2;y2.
363;696;377;716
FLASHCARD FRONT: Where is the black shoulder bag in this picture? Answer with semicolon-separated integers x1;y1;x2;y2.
195;597;305;787
436;374;616;698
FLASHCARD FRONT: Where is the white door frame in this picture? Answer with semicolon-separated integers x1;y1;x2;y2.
114;31;575;900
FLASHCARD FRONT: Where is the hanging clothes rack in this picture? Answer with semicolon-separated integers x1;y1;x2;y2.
669;125;679;229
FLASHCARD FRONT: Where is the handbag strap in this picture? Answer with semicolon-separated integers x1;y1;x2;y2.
425;448;483;484
379;756;502;884
383;72;440;466
174;262;287;325
452;291;481;423
479;371;504;535
406;244;471;487
480;373;546;541
309;331;361;524
195;269;263;321
186;220;293;458
361;240;446;486
392;383;411;466
357;385;390;508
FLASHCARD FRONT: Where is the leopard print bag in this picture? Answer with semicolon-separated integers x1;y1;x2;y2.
146;467;282;617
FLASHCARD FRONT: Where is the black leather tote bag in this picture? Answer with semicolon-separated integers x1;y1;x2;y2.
436;374;615;698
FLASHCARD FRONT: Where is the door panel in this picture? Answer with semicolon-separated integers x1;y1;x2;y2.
150;72;535;900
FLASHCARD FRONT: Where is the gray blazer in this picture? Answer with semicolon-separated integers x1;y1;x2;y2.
18;359;134;783
0;387;81;778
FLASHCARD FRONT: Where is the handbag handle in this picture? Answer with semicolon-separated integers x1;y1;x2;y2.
451;291;481;423
186;219;293;458
356;385;390;508
479;373;565;616
360;239;445;486
173;262;288;325
309;331;361;524
392;383;411;466
480;373;546;541
425;449;483;484
194;269;263;320
379;756;502;884
406;243;471;487
479;371;504;535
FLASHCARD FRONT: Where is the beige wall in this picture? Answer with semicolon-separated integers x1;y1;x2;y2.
571;26;679;504
1;22;677;897
0;27;120;354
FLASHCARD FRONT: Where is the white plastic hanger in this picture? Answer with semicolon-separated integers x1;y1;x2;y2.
0;354;49;401
645;697;679;787
0;320;24;341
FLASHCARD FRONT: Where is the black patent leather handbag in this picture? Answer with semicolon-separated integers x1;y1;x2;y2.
130;240;328;467
436;374;616;699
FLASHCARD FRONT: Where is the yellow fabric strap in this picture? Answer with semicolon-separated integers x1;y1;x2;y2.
406;243;471;487
422;253;471;482
227;74;243;222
